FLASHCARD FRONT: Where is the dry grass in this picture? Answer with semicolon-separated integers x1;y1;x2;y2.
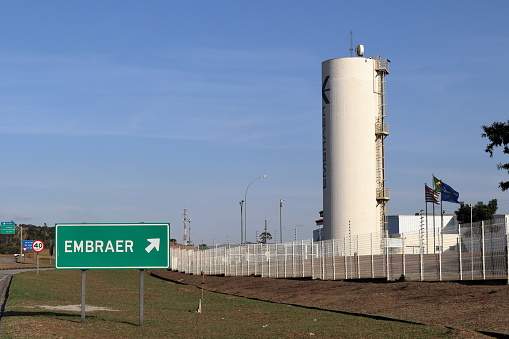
0;269;458;338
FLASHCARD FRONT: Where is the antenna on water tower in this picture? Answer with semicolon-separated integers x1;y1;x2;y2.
356;44;364;57
349;30;353;57
349;31;365;57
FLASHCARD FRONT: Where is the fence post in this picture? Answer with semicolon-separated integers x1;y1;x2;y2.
356;235;360;279
321;240;325;280
332;239;336;280
268;244;271;278
244;244;247;276
275;244;279;278
284;243;287;278
506;221;509;285
261;243;265;277
234;246;238;277
471;222;474;280
439;227;443;282
311;241;314;279
292;241;295;278
344;237;348;280
420;229;424;281
301;240;305;278
371;233;374;279
402;234;406;279
459;224;463;281
239;245;243;276
482;221;486;280
385;230;389;281
223;246;227;276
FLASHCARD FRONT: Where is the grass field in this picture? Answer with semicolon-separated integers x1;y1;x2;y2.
0;252;53;269
1;269;456;338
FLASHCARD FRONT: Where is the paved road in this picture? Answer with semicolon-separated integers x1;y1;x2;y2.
0;257;16;263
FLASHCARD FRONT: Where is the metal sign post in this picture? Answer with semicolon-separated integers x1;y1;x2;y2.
54;223;170;326
32;240;44;275
140;269;144;326
81;270;86;322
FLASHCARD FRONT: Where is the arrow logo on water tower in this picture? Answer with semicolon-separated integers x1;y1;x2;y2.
145;238;160;253
322;75;330;104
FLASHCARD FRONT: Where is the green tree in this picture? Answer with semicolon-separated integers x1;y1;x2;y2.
455;199;498;224
455;200;500;245
482;120;509;191
259;231;272;244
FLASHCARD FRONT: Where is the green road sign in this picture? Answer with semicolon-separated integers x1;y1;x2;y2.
1;224;16;234
55;223;170;269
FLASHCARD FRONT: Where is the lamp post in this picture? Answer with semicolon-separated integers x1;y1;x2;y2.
279;199;285;244
244;175;267;244
188;219;192;246
239;200;244;244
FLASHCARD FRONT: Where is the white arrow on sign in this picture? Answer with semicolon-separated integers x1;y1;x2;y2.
145;238;160;253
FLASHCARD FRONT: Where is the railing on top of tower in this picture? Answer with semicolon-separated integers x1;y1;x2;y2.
375;57;390;73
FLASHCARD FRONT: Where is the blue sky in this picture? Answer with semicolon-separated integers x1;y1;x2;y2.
0;1;508;245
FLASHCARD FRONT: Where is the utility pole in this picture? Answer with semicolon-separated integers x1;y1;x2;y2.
19;224;22;261
240;200;244;244
279;199;285;244
264;218;267;244
183;208;187;245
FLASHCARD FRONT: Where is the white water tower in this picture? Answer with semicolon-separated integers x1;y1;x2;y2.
321;46;389;252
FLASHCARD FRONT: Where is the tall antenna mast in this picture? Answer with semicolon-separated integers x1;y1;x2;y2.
349;30;353;57
183;208;187;245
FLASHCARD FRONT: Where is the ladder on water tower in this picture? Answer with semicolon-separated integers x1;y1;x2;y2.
375;57;390;234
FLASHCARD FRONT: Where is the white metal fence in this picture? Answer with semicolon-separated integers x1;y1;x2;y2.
170;218;509;282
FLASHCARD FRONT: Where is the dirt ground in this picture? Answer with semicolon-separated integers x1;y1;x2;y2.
148;269;509;338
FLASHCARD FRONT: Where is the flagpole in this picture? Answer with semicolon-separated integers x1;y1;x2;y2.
439;190;443;281
440;190;444;258
433;199;436;254
432;175;436;254
425;183;429;254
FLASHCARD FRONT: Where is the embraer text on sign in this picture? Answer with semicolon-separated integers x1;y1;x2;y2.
55;223;170;269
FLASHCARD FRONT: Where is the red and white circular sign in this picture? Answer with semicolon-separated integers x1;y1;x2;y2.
32;240;44;252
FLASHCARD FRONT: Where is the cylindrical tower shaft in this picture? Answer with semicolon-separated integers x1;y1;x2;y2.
321;56;389;247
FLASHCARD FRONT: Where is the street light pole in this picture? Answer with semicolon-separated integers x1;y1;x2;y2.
279;199;285;244
244;175;267;244
239;200;244;244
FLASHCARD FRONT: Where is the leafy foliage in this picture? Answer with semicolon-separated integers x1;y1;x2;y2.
482;120;509;191
454;199;498;224
258;231;272;244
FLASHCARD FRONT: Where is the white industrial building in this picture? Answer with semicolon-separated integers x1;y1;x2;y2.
387;214;458;254
387;214;509;254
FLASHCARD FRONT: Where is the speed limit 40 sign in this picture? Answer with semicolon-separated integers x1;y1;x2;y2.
32;240;44;252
